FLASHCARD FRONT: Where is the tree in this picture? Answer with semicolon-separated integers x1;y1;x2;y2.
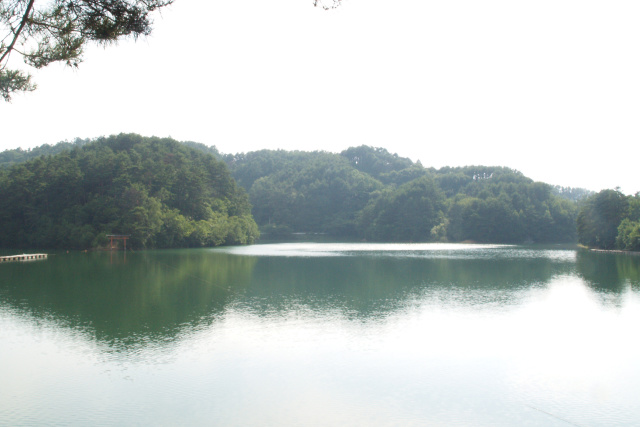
446;196;524;243
616;219;640;251
1;0;173;101
340;145;414;182
241;151;382;235
358;176;446;242
577;189;629;249
614;193;640;251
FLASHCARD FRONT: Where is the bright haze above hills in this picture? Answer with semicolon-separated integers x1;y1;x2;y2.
1;0;638;194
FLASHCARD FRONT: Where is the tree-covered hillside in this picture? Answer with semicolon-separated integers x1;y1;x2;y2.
0;138;91;169
1;139;594;246
577;189;640;251
0;134;258;249
226;146;584;243
224;149;382;235
0;138;221;170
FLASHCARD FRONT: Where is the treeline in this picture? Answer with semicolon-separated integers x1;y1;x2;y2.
224;146;588;243
0;138;91;169
1;138;596;247
577;189;640;251
0;134;258;249
0;138;220;170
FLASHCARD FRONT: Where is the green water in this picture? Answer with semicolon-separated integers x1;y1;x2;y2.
1;243;639;426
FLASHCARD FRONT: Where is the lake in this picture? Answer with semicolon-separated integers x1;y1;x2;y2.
1;243;639;426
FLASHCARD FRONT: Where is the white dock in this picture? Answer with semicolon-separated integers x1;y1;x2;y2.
0;253;48;262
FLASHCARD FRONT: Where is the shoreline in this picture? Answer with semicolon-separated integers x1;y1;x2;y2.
589;248;640;255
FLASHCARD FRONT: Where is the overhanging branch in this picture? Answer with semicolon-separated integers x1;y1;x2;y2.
0;0;35;67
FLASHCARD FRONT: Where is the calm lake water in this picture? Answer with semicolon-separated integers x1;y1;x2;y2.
1;243;640;426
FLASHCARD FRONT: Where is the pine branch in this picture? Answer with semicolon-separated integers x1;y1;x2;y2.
0;0;35;67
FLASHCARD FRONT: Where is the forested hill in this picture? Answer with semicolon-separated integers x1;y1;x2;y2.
0;138;594;246
0;138;91;169
224;146;590;243
0;138;221;170
0;134;258;249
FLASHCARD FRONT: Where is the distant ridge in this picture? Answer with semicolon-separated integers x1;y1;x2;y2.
0;135;595;245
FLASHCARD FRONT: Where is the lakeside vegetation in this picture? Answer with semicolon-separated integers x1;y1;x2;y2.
577;189;640;251
0;134;258;249
8;135;638;250
224;146;585;243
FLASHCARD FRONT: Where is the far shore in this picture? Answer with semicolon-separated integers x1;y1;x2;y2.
590;248;640;255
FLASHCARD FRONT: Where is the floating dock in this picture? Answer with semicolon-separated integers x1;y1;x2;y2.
0;253;48;262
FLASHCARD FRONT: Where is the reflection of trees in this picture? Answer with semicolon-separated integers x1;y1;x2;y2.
0;250;256;347
576;250;640;292
6;248;635;351
616;255;640;284
241;253;576;317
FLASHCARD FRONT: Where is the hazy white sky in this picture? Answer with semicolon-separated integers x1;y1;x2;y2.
1;0;639;194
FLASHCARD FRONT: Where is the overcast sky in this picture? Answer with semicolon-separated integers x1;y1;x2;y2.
1;0;639;194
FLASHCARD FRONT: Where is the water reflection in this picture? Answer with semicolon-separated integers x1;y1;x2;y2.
576;250;640;292
0;249;256;349
238;253;574;318
2;244;640;426
1;244;639;350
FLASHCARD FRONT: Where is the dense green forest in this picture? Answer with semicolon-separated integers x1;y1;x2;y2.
577;189;640;251
0;138;91;169
0;138;221;170
224;146;587;243
0;134;258;249
1;137;598;248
